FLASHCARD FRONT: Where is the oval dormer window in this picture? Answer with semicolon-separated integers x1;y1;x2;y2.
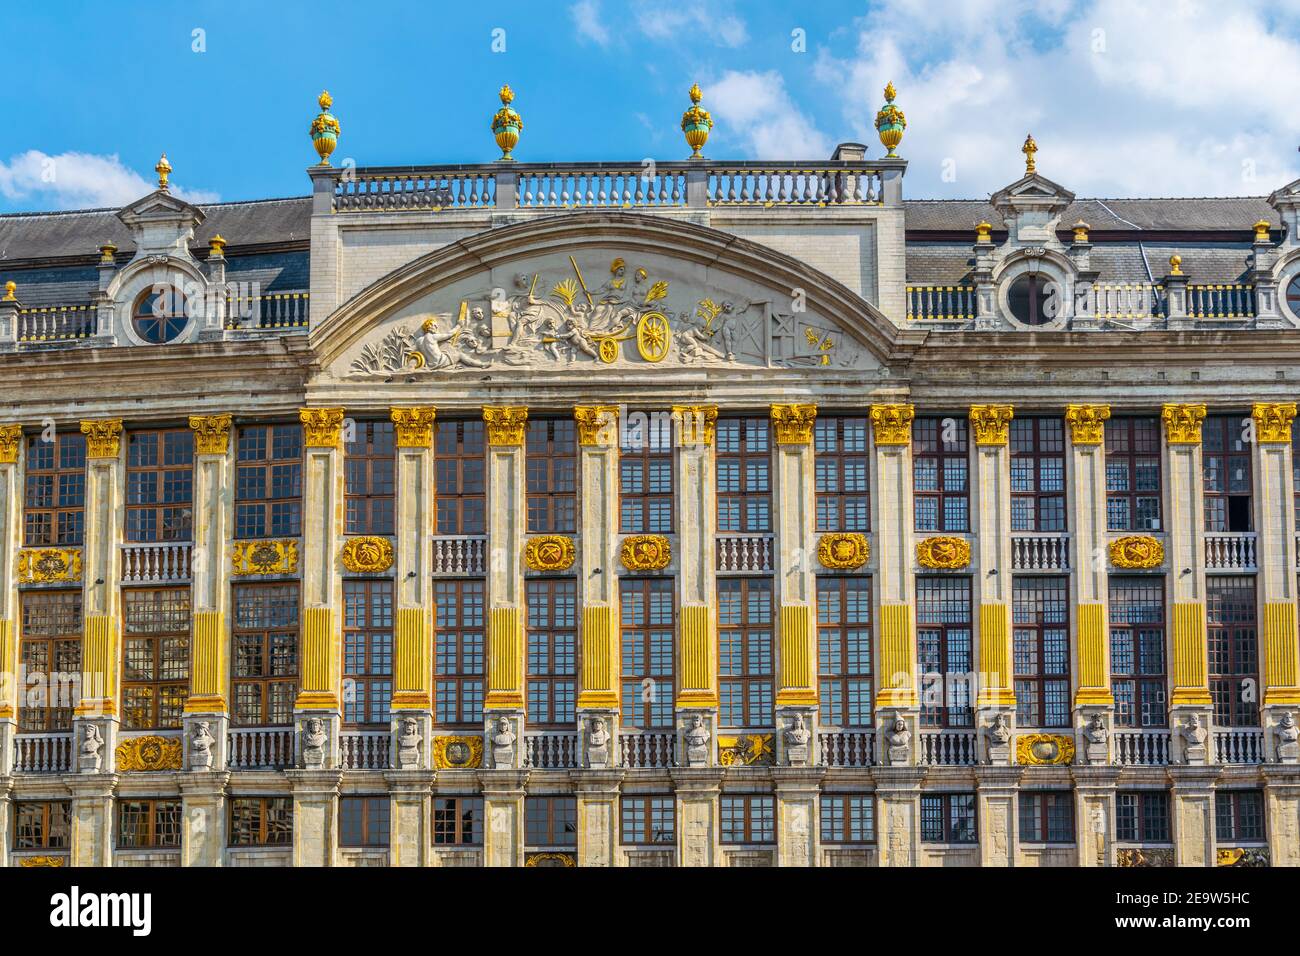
1007;273;1056;326
132;287;187;343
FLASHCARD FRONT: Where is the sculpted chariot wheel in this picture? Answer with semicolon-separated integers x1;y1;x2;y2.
635;311;671;362
596;337;620;364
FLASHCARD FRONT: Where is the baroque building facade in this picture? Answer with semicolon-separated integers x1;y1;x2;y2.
1;87;1299;867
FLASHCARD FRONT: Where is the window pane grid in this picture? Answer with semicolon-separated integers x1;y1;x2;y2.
917;576;973;728
122;587;191;729
817;576;873;727
24;432;86;546
526;419;577;534
18;590;82;732
235;424;302;539
1009;417;1067;532
435;420;486;535
434;579;485;726
1207;576;1259;727
620;412;674;533
231;584;299;727
718;577;774;728
912;417;969;532
815;416;870;532
527;579;577;727
621;578;675;729
343;580;393;728
1104;417;1162;532
344;421;395;536
716;418;771;533
1013;576;1070;728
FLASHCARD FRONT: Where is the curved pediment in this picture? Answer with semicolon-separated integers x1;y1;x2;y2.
311;213;914;384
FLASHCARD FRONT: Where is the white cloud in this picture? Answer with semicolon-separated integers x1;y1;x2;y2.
0;150;219;209
812;0;1300;197
570;0;610;46
707;70;832;160
634;2;748;48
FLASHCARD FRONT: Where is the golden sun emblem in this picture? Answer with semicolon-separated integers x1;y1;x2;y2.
635;311;671;362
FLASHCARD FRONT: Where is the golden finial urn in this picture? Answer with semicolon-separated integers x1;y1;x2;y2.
155;153;172;191
491;85;523;161
681;83;713;158
310;91;341;165
874;82;906;158
1022;133;1038;175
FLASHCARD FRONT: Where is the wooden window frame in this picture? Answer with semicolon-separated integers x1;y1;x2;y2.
525;795;577;847
228;796;293;847
917;576;974;729
1013;576;1071;729
716;417;772;533
121;587;191;730
117;798;182;849
1009;416;1067;532
717;577;774;729
525;418;577;534
18;589;82;732
719;794;776;844
619;415;674;534
23;431;86;547
1018;790;1076;844
817;575;873;728
432;796;483;846
234;423;303;539
1215;789;1266;844
1116;790;1172;844
620;795;676;845
919;792;977;844
342;579;393;729
814;415;870;533
1207;576;1259;727
339;795;391;848
435;419;487;535
434;579;485;728
912;416;970;533
344;419;395;536
125;428;194;543
526;578;577;728
14;800;70;850
619;577;675;730
1104;417;1162;532
231;583;300;728
1203;414;1253;533
819;793;876;845
1109;576;1167;729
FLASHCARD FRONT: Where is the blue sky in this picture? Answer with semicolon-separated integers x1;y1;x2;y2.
3;0;1300;211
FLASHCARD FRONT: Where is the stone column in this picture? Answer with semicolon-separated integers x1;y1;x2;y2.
773;767;822;866
479;768;528;867
1169;766;1220;866
386;769;434;866
970;406;1017;745
66;774;116;867
574;407;620;764
874;767;922;866
1250;403;1300;748
0;424;22;765
482;408;528;762
1162;404;1212;753
1072;766;1120;866
287;768;342;867
295;408;346;764
869;404;917;757
185;415;234;769
771;404;819;759
975;766;1022;866
1263;766;1300;866
75;419;125;761
178;770;229;867
573;769;623;866
389;407;437;765
672;406;718;754
1065;405;1114;749
672;767;721;867
0;777;11;868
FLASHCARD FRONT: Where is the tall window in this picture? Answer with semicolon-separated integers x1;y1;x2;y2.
434;579;485;727
716;417;771;532
118;799;182;849
1019;791;1075;843
720;795;775;844
1105;417;1161;531
621;796;675;845
1203;415;1252;532
820;794;875;844
525;796;577;847
433;797;483;845
1110;577;1166;728
231;583;299;727
917;576;973;728
620;578;674;729
125;429;193;541
913;416;969;532
1215;790;1265;843
24;432;86;546
620;413;673;533
526;579;577;727
1013;577;1070;728
815;416;869;532
228;797;293;846
1208;576;1258;727
235;424;302;539
18;590;81;732
718;577;774;728
340;796;391;848
817;576;872;727
1010;417;1066;531
435;420;486;535
920;793;976;843
343;580;392;728
526;418;577;533
121;588;190;730
344;420;395;535
14;801;70;850
1116;791;1171;844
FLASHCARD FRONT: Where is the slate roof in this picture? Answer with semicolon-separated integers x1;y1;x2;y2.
902;196;1279;233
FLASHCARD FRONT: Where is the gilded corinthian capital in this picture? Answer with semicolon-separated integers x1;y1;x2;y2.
1251;402;1297;443
1161;403;1206;444
188;414;232;455
0;423;22;464
869;403;914;445
574;405;619;446
969;405;1014;446
80;418;123;458
770;403;817;444
390;406;437;448
1065;404;1110;445
483;406;528;445
299;407;345;448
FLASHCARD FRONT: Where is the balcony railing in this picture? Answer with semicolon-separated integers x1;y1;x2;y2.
16;305;97;342
706;165;885;206
519;167;685;208
228;727;294;770
431;535;487;575
120;542;192;584
1214;728;1266;765
225;291;310;330
818;730;876;767
523;731;579;769
918;729;979;766
1011;532;1070;572
1114;729;1172;766
716;534;774;573
340;730;390;770
14;732;73;773
1205;532;1257;571
906;285;975;323
1188;284;1255;319
335;168;497;212
619;731;676;769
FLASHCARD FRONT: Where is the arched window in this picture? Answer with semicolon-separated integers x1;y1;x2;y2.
132;288;187;343
1285;273;1300;319
1007;273;1056;326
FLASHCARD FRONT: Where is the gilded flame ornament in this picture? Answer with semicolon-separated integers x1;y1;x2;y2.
1065;404;1110;445
770;403;818;444
620;535;672;572
1021;133;1038;175
491;85;523;161
341;536;395;574
916;536;971;570
432;735;484;769
1015;733;1075;766
155;153;172;190
969;405;1014;445
874;82;906;158
189;414;232;456
1251;402;1297;443
869;403;914;445
525;535;576;572
1162;403;1206;444
681;83;713;158
483;406;528;445
310;91;341;165
231;540;299;576
116;734;183;772
1109;535;1165;569
17;548;82;585
818;533;870;570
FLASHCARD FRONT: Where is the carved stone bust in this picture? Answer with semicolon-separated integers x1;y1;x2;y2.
301;717;328;769
886;716;911;766
1277;711;1299;763
685;714;710;767
397;716;422;770
189;721;216;771
491;716;516;768
78;723;103;773
586;716;610;769
1181;713;1208;764
784;713;811;767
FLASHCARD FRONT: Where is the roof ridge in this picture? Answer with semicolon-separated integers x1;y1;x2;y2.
0;194;312;220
